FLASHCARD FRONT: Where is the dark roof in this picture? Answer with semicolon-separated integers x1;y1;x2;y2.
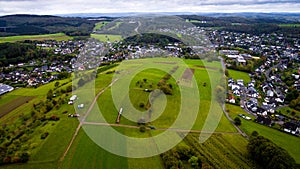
257;116;272;126
284;121;300;131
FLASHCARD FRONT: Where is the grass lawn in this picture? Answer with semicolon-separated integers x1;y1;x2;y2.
226;104;300;163
0;33;72;43
91;34;122;42
227;69;251;84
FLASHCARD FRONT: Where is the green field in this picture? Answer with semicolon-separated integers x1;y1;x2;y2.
2;58;298;168
226;104;300;163
228;69;251;84
0;33;72;43
278;24;300;27
91;34;122;42
93;21;109;31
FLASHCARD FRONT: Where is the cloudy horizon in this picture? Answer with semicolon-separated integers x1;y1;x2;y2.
0;0;299;16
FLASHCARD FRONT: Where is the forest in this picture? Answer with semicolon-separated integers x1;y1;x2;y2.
180;15;300;38
0;14;99;37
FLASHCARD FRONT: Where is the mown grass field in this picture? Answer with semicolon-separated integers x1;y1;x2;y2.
227;69;251;84
0;33;72;43
226;104;300;163
90;34;122;42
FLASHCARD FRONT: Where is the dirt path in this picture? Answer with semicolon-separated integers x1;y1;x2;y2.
59;78;119;163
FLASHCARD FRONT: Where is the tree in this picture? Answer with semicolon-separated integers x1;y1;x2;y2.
224;69;229;77
18;152;29;163
77;78;85;87
247;136;296;169
54;81;60;88
139;126;146;133
188;156;201;169
251;131;259;137
46;89;53;100
234;117;241;126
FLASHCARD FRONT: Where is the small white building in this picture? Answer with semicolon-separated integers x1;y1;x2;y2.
70;95;77;101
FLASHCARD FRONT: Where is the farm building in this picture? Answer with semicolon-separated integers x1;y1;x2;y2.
0;84;14;95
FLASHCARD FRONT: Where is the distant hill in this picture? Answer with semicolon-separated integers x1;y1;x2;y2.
0;14;98;37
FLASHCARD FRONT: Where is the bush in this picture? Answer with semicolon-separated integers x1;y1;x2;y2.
139;126;146;133
234;117;241;126
40;132;49;139
139;103;145;108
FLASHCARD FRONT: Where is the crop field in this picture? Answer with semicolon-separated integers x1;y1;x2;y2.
227;69;251;84
0;96;35;117
0;33;72;43
90;34;122;42
183;133;257;168
226;104;300;163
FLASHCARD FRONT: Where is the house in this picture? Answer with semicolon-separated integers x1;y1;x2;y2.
237;79;244;86
266;90;274;97
233;90;240;96
231;84;240;91
256;115;272;126
228;95;236;104
283;121;300;136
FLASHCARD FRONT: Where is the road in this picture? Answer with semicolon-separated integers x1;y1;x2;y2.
220;57;249;139
134;21;141;34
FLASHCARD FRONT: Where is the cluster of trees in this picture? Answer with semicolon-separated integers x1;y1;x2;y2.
0;14;97;37
157;66;178;95
123;33;181;46
0;125;30;165
161;145;202;169
0;42;49;67
247;133;296;169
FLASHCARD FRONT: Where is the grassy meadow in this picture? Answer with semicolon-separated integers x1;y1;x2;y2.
0;33;72;43
90;34;122;42
1;57;299;169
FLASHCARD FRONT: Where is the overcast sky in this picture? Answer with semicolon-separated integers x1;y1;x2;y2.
0;0;299;16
